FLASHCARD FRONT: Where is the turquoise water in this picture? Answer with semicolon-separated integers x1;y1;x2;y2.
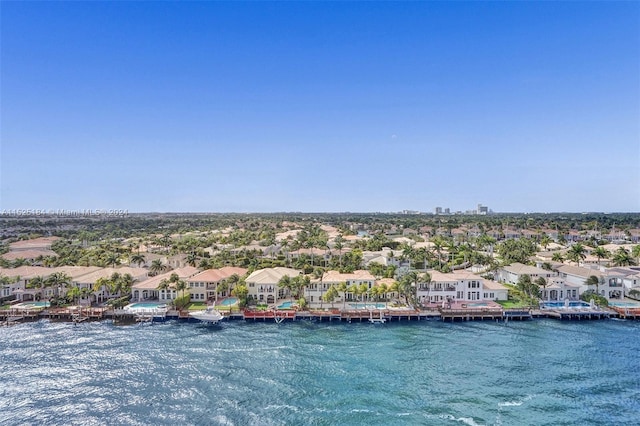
277;301;293;309
16;301;50;308
127;302;165;309
349;303;386;309
1;319;640;425
542;301;590;308
219;297;238;306
609;301;640;308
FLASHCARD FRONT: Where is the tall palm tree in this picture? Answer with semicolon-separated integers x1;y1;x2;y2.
27;276;46;300
633;245;640;265
566;243;586;265
585;275;600;295
149;259;167;276
130;253;146;267
592;247;609;267
612;247;636;266
552;252;565;263
44;272;71;303
337;281;348;308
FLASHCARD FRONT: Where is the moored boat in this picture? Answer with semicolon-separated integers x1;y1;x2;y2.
188;307;224;324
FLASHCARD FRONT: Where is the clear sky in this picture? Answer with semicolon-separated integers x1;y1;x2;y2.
1;1;639;213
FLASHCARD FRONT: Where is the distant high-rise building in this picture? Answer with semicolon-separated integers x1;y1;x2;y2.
435;207;443;215
444;208;450;214
477;204;489;215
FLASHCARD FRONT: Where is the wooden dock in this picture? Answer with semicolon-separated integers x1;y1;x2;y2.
440;308;507;322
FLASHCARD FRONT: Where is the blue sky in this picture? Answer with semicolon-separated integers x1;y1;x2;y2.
1;1;639;213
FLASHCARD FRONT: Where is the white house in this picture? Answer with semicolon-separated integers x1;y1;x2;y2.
187;266;247;302
245;267;302;304
497;263;556;285
555;264;624;300
417;271;505;303
306;270;376;308
131;266;199;302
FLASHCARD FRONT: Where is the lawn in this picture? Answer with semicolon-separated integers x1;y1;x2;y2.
186;302;207;311
497;300;532;309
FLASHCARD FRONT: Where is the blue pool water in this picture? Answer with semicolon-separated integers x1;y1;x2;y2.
609;301;640;308
349;303;386;309
126;302;166;310
277;301;293;309
542;301;590;309
16;301;50;308
1;320;639;425
219;298;238;306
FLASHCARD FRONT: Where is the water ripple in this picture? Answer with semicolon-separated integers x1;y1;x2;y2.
1;319;640;425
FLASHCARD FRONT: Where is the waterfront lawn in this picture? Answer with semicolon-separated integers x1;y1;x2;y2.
496;300;531;309
187;302;207;311
0;304;10;310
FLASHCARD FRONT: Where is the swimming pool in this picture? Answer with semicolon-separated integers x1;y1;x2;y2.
542;301;590;309
277;301;294;309
609;301;640;308
219;298;238;306
15;301;50;309
466;302;490;307
125;302;167;311
348;303;386;310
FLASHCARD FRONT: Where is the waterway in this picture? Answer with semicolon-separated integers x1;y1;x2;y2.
1;319;639;425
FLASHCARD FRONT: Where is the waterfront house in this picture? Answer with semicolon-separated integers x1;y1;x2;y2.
306;270;376;308
73;267;148;305
416;271;500;304
245;267;302;304
555;264;624;300
481;279;509;301
497;263;556;285
131;266;199;302
536;276;580;301
187;266;247;303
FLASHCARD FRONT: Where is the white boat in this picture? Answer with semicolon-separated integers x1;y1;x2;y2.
188;307;224;324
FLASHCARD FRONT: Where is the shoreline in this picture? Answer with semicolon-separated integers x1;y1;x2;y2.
3;304;638;326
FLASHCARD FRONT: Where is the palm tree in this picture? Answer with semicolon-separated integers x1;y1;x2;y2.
149;259;167;276
186;251;199;267
540;236;552;251
585;275;600;295
566;243;586;265
612;247;636;266
130;253;146;267
157;278;171;301
43;272;69;303
347;284;358;304
278;275;293;299
592;247;609;267
337;281;348;308
334;235;345;267
104;253;120;268
27;276;46;300
535;277;548;300
552;252;565;263
633;245;640;265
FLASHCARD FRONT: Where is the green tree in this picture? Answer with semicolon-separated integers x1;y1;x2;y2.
130;253;146;267
566;243;586;265
231;284;249;307
585;275;601;295
592;247;609;266
612;247;636;266
497;239;537;265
